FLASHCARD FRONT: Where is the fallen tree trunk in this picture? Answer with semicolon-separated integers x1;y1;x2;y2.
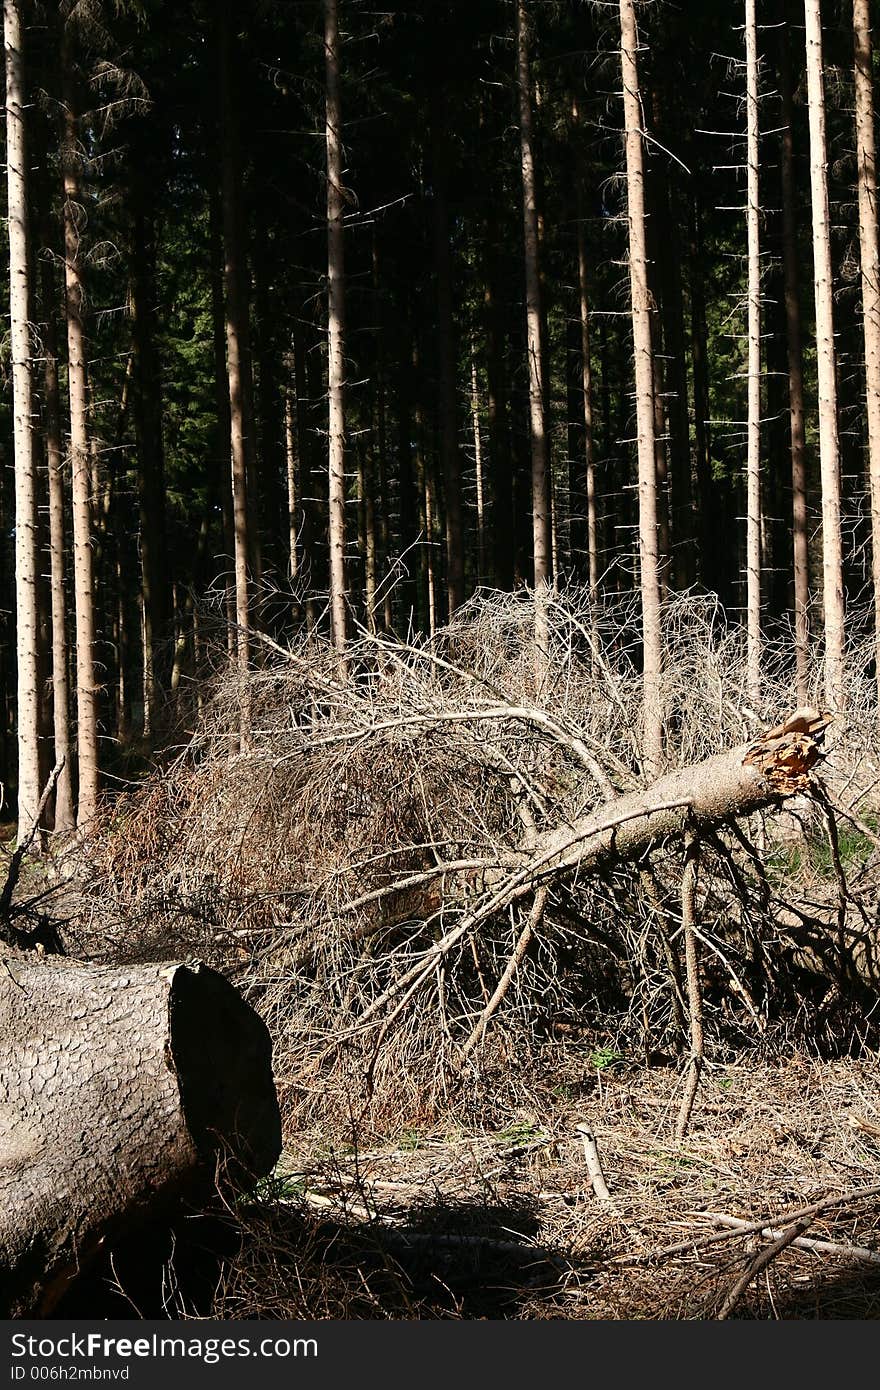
525;713;829;883
0;957;281;1317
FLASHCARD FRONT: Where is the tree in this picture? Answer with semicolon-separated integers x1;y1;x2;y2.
804;0;846;710
619;0;663;773
218;1;254;741
779;11;810;703
4;0;41;836
325;0;348;664
39;210;75;833
61;22;99;826
516;0;551;685
853;0;880;724
745;0;761;705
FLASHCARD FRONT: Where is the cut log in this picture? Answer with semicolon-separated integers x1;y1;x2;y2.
0;957;281;1317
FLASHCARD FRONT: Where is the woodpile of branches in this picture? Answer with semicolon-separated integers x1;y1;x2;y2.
67;590;880;1134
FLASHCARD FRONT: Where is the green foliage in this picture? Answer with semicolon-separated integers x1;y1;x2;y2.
588;1046;623;1072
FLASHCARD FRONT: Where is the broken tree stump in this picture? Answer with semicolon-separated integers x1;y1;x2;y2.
0;957;281;1317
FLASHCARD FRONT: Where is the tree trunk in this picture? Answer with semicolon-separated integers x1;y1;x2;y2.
620;0;663;775
575;165;599;598
218;2;253;741
853;0;880;726
516;0;552;683
129;171;169;740
779;13;810;703
325;0;348;664
804;0;846;711
431;90;465;616
5;0;41;836
745;0;762;705
38;223;74;833
208;187;237;665
61;38;99;827
529;715;828;882
470;355;486;585
0;958;281;1317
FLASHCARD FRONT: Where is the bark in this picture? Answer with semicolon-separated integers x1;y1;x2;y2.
219;2;254;739
620;0;663;775
61;38;99;827
516;0;551;681
0;958;281;1317
779;15;810;702
804;0;846;711
5;0;41;835
745;0;762;705
853;0;880;726
325;0;348;664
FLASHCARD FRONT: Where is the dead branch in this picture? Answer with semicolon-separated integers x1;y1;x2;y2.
706;1212;880;1264
458;886;548;1062
675;833;703;1141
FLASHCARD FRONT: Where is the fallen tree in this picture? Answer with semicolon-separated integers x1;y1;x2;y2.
0;956;281;1317
63;592;880;1132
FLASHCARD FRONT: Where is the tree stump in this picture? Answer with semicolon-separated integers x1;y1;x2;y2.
0;958;281;1317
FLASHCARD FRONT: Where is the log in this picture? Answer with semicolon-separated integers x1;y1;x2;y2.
0;957;281;1317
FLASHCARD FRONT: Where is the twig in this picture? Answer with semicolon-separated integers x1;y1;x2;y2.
675;831;703;1142
575;1123;612;1203
609;1183;880;1266
706;1212;880;1265
716;1215;813;1319
458;886;547;1062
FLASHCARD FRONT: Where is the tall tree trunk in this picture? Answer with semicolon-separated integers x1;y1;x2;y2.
284;362;299;583
485;233;512;590
130;172;169;739
779;14;810;703
516;0;551;685
575;171;599;598
745;0;762;705
371;230;393;633
853;0;880;724
324;0;348;664
431;91;465;616
291;317;317;630
5;0;41;836
208;188;236;665
651;94;695;590
61;37;99;826
620;0;663;775
470;355;486;585
218;3;252;742
38;215;74;832
804;0;846;711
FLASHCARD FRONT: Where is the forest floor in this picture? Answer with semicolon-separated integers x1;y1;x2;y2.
55;1050;880;1320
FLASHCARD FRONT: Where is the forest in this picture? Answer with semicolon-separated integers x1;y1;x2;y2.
3;0;880;1323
